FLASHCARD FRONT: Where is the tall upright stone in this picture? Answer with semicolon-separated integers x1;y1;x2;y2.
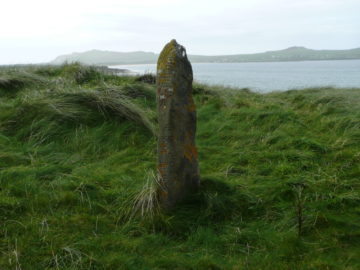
156;39;200;208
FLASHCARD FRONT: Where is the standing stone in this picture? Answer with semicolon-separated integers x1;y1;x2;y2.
156;39;200;208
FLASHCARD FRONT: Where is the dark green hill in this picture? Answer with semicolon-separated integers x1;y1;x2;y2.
0;64;359;269
190;46;360;62
51;47;360;65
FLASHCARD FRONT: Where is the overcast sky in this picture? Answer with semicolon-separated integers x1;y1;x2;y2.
1;0;359;64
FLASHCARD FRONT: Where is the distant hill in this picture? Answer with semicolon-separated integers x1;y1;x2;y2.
51;50;158;65
190;47;360;63
51;47;360;65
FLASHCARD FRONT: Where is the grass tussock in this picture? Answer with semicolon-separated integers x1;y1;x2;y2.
56;90;156;134
0;63;359;269
128;171;162;221
0;72;48;97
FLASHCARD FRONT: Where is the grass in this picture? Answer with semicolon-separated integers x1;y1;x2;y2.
0;63;359;269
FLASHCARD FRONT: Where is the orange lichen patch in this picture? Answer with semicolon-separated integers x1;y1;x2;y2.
185;131;194;140
157;77;172;84
159;142;167;148
187;97;196;112
159;143;169;154
157;162;168;176
191;145;198;159
184;144;198;161
158;162;168;169
158;189;168;200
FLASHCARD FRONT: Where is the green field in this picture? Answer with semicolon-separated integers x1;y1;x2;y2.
0;64;359;269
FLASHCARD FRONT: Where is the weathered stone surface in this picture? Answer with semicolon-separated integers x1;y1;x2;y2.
156;39;200;208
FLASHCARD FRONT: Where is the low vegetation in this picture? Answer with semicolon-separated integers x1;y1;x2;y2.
0;63;359;269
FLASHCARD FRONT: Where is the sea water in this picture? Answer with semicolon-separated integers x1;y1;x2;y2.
110;59;360;93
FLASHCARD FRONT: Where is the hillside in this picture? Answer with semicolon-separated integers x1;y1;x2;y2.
190;46;360;62
0;64;359;269
52;50;158;65
51;47;360;65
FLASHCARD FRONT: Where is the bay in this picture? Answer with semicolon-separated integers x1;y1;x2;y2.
110;59;360;93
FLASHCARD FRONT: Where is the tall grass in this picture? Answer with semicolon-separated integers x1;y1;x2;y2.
0;64;359;269
0;72;48;97
128;170;162;220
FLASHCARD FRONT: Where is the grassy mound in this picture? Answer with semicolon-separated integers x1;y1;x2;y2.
0;64;359;269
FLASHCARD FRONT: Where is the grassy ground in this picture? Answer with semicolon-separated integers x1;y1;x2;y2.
0;63;359;269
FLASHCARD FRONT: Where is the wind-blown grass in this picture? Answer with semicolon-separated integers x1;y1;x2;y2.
0;71;48;97
0;64;359;269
